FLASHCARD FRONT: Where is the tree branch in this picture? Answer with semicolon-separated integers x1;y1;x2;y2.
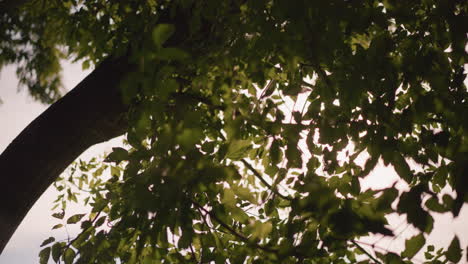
0;56;132;253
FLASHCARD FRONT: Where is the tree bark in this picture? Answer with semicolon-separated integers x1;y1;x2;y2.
0;56;131;253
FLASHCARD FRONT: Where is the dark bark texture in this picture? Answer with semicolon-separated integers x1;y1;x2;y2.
0;56;131;253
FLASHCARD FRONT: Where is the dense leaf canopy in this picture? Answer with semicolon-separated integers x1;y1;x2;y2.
1;0;467;263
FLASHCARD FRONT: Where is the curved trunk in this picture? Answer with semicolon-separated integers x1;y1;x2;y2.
0;56;130;253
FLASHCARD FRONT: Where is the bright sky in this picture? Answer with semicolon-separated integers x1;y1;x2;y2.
0;63;466;263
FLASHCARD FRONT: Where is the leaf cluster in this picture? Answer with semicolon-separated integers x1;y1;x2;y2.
4;0;467;263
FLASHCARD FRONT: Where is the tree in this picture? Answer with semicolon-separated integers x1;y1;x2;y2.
1;0;467;263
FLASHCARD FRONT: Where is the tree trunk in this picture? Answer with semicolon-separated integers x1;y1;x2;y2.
0;56;131;253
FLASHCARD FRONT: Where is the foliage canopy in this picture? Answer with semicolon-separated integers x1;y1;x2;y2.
2;0;467;263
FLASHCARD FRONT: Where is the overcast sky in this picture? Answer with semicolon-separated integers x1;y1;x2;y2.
0;62;466;263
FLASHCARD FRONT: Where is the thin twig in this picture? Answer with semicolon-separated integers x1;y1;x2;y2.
63;211;103;252
351;240;381;264
191;200;277;253
217;131;293;201
354;240;425;264
196;206;225;249
241;159;293;201
259;80;277;99
189;244;198;263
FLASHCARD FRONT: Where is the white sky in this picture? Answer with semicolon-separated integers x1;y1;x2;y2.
0;63;466;263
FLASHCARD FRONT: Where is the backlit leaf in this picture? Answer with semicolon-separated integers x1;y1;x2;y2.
64;248;76;264
39;247;51;264
152;24;175;47
402;234;425;259
40;237;55;247
446;236;462;263
66;213;86;224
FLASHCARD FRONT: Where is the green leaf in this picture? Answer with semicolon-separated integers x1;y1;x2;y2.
81;220;92;229
40;236;55;247
105;147;128;163
52;224;63;230
66;213;86;224
82;60;90;70
177;128;203;150
95;216;107;227
201;141;216;154
402;233;425;259
433;166;448;188
350;176;361;196
177;232;192;249
265;165;278;177
52;211;64;220
51;242;63;262
157;47;190;61
383;252;405;264
152;24;175;47
110;166;120;176
285;143;302;168
231;207;249;222
362;155;379;176
226;140;252;160
251;221;273;239
64;248;76;264
446;236;461;263
270;140;281;165
39;247;51;264
221;188;236;207
397;186;430;232
392;153;412;183
235;186;257;204
425;197;447;213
